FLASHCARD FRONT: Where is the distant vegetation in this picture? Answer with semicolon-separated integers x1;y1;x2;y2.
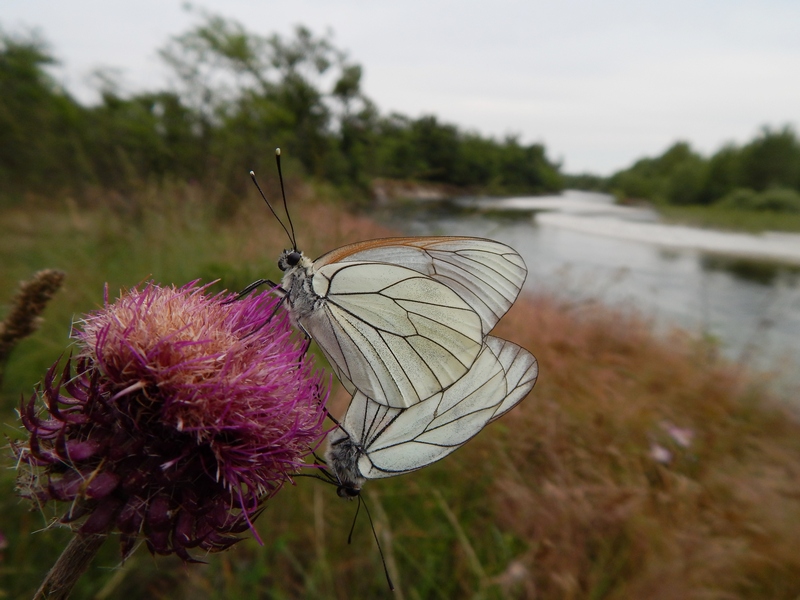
0;15;563;206
605;127;800;217
5;11;799;225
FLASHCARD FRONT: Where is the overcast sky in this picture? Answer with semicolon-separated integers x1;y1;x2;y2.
4;0;799;175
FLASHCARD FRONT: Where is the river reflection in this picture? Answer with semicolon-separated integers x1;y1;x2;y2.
373;192;800;380
701;255;800;286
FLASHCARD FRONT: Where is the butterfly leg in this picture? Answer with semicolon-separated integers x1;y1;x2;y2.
240;296;288;339
292;321;313;356
311;449;329;465
224;278;281;304
322;406;341;427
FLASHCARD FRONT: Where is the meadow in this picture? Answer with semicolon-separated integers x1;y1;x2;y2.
2;183;800;599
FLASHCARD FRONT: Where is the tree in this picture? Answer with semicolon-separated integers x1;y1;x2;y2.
738;126;800;192
1;15;564;201
159;13;370;186
0;30;87;196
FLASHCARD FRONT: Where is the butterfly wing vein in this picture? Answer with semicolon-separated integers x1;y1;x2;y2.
306;261;485;407
313;237;528;336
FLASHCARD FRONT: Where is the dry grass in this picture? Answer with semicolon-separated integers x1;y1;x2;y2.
481;295;800;599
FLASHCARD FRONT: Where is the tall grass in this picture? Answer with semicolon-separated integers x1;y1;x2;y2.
2;184;799;599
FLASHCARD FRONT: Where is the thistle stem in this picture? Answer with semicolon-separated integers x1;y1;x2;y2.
33;534;106;600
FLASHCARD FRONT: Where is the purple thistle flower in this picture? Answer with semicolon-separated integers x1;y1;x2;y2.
14;282;328;561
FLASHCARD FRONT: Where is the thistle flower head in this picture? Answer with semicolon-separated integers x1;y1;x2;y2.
14;282;327;560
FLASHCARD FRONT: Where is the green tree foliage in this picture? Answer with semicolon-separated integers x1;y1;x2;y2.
703;144;740;203
0;14;563;205
738;126;800;191
84;90;207;187
562;172;606;191
371;115;562;193
0;31;87;197
608;127;800;212
159;15;373;193
717;187;800;213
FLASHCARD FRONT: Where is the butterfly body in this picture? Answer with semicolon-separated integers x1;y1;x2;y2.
276;250;321;336
325;434;367;497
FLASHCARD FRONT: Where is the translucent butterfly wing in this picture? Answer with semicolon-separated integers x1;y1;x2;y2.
485;335;539;421
328;337;538;482
302;261;484;407
313;237;528;336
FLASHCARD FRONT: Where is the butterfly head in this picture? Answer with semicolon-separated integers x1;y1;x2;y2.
336;484;361;499
278;249;310;272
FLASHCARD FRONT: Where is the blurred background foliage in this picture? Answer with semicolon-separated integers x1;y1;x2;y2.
601;128;800;212
4;12;798;217
0;14;564;209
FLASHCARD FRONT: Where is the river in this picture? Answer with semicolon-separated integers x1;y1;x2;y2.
373;191;800;386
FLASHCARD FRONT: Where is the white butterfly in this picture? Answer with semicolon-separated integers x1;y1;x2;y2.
276;236;528;408
324;336;538;496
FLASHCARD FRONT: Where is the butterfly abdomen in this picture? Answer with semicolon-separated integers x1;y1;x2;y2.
325;428;366;497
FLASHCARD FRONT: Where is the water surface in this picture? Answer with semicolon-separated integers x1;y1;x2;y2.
374;191;800;382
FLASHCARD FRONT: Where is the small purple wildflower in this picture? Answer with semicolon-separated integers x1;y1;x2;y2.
14;282;328;560
649;442;672;465
661;421;694;449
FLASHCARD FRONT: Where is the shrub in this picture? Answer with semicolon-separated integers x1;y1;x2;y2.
757;187;800;213
665;157;708;205
717;187;800;213
717;187;760;210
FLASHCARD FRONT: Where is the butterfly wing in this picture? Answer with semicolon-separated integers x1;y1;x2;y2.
329;337;538;482
301;261;484;407
485;335;539;421
313;237;528;337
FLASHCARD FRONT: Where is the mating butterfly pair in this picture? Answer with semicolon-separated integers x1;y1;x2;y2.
274;236;538;496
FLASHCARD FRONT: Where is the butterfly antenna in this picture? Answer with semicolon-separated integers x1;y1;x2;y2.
292;471;338;486
249;169;295;249
359;495;395;591
275;148;298;250
347;495;361;544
